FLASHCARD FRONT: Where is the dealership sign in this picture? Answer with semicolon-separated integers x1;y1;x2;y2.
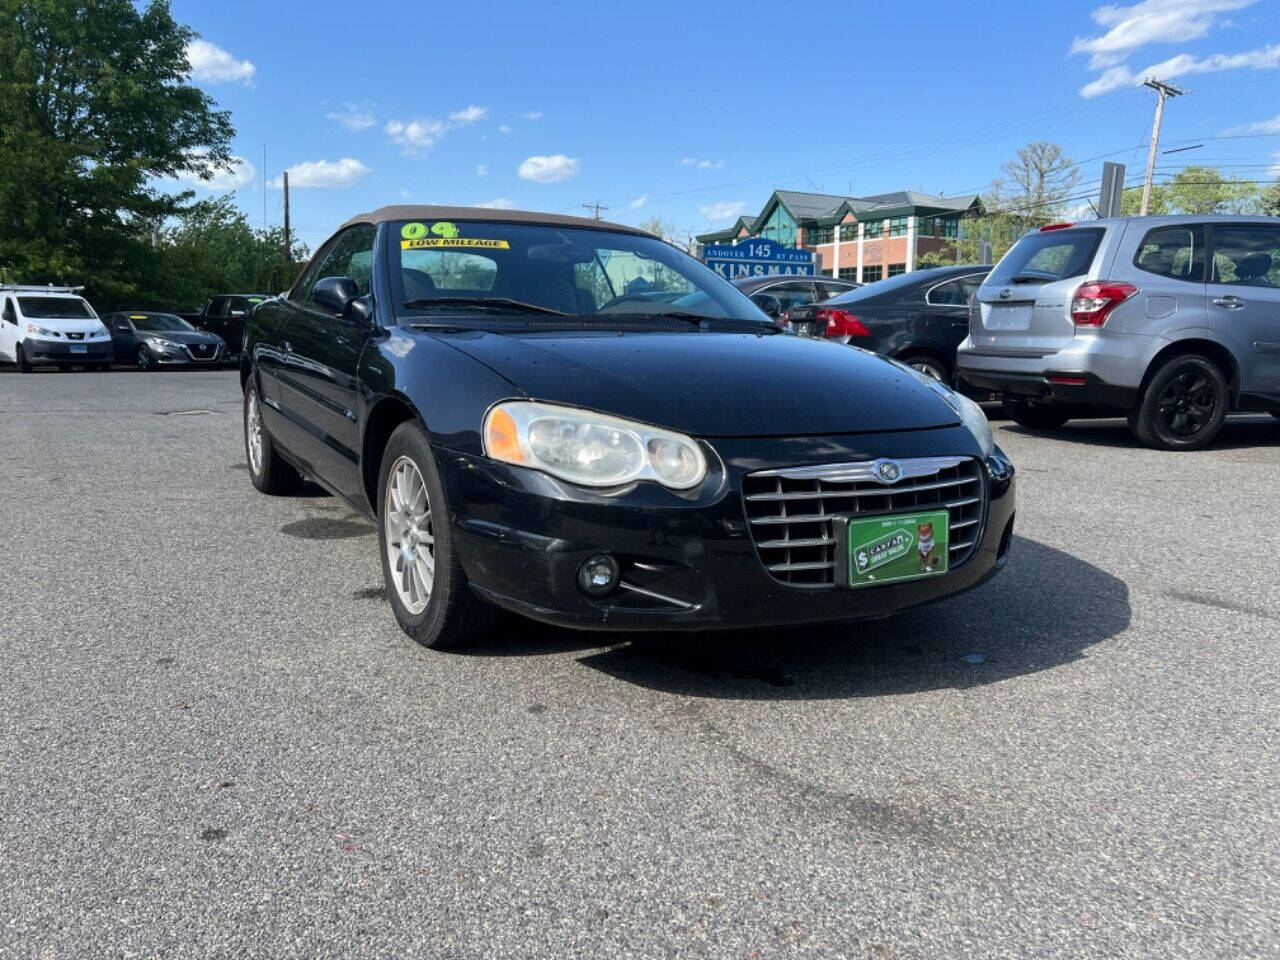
702;238;814;279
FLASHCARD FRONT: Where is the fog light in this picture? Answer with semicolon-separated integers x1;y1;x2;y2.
577;554;620;596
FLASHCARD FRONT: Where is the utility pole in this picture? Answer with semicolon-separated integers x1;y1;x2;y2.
282;170;291;264
582;202;608;220
1139;79;1185;216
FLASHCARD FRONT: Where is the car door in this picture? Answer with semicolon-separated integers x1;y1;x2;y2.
925;272;989;350
200;297;228;341
274;223;378;499
224;297;252;355
0;296;18;361
1207;222;1280;402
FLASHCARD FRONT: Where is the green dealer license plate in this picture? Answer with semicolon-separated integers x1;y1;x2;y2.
841;509;950;588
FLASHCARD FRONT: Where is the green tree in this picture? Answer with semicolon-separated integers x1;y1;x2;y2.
1260;181;1280;217
1120;166;1261;216
0;0;234;304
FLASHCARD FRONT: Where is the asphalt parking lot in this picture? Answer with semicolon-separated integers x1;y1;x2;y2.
2;370;1278;959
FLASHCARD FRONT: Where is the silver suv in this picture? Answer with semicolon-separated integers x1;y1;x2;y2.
957;216;1280;449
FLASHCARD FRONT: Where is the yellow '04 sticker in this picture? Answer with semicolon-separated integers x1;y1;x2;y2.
401;238;510;250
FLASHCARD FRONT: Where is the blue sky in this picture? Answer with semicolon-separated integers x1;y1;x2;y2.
171;0;1280;251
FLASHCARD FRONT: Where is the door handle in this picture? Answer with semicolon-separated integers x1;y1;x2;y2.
1213;296;1245;310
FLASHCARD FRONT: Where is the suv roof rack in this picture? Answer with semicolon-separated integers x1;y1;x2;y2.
1;283;86;294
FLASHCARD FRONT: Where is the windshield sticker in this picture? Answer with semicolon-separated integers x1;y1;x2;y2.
401;222;427;240
401;238;510;250
129;314;147;319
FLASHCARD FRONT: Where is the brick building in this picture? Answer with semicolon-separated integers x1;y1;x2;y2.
697;189;981;282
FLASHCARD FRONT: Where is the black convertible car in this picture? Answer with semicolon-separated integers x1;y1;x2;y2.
242;206;1015;649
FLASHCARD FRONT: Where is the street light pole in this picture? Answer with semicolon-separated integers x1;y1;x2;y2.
1139;79;1185;216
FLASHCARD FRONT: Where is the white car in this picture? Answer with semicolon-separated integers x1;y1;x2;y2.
0;285;114;371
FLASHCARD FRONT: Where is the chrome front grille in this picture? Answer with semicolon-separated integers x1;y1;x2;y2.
742;456;986;586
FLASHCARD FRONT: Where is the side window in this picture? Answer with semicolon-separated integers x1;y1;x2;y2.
573;259;614;314
927;280;966;306
766;281;818;310
206;297;228;317
2;297;15;325
295;224;378;307
1134;225;1205;281
1211;225;1280;288
957;275;986;301
818;281;851;300
227;297;249;317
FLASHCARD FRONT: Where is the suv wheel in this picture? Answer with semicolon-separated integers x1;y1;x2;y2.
900;354;951;384
244;382;302;494
1130;354;1228;451
377;421;496;650
1002;397;1073;430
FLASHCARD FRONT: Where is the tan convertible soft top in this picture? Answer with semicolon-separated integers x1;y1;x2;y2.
340;204;648;237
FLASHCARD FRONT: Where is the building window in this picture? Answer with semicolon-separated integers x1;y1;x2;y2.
940;216;959;238
861;220;883;241
758;205;798;246
838;267;857;280
839;223;859;242
806;225;834;245
861;265;883;283
820;268;833;277
887;263;906;277
888;216;909;237
918;217;937;238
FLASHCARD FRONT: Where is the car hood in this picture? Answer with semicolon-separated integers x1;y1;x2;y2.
432;329;961;437
140;330;221;345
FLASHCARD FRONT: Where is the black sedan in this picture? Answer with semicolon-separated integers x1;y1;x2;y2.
103;312;227;369
781;265;990;384
241;206;1014;649
731;274;860;318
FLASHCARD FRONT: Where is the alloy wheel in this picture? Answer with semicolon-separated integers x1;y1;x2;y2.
138;346;151;371
909;359;947;381
246;389;264;475
384;455;435;615
1157;369;1218;438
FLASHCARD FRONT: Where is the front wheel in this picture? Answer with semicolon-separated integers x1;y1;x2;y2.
1130;354;1229;451
899;354;952;385
137;345;155;371
377;421;496;649
15;342;32;373
1002;397;1073;430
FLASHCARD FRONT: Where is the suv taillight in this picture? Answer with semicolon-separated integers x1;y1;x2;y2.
817;308;870;338
1071;281;1137;327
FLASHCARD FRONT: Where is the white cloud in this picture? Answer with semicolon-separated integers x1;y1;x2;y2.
1079;41;1280;96
1240;112;1280;133
177;154;256;191
521;111;544;120
400;189;414;199
477;197;516;209
476;164;489;176
327;103;376;131
699;201;746;222
267;158;369;189
517;154;580;184
681;157;724;170
449;105;488;124
385;118;446;153
1072;0;1254;59
186;39;255;85
498;123;513;134
629;195;648;209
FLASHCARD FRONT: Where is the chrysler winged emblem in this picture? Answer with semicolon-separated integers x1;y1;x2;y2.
875;460;901;483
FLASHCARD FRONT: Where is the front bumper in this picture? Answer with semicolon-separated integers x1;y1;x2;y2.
150;343;225;365
438;426;1015;632
24;340;113;363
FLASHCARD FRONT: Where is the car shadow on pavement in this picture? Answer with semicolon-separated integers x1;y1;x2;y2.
572;536;1130;700
1004;414;1279;451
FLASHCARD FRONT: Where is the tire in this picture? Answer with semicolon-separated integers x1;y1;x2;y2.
137;345;155;371
1269;411;1280;421
1130;354;1229;451
376;420;496;650
243;380;302;494
900;354;951;384
15;342;32;373
1002;397;1073;430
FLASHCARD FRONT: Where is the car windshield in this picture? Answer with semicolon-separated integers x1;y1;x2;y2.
390;219;770;327
825;270;931;303
131;314;194;331
17;296;94;319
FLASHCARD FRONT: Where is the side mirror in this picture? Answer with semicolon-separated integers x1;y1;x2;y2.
751;293;782;318
115;322;131;331
312;276;374;323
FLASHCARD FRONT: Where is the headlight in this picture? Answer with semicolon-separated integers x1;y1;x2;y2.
946;390;995;458
25;323;59;338
149;337;179;350
484;400;707;489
